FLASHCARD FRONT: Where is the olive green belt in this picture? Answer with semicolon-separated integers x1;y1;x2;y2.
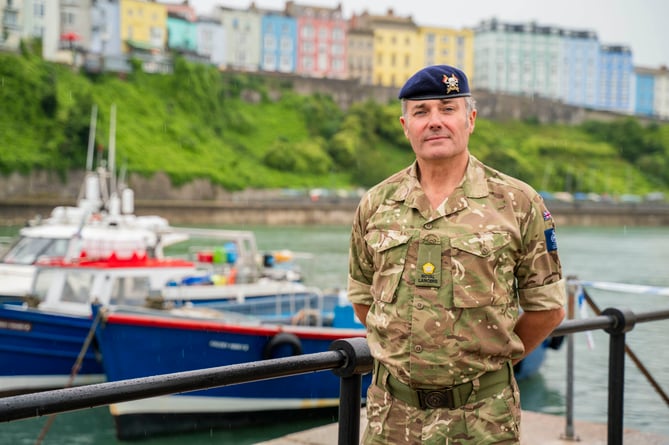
375;361;513;410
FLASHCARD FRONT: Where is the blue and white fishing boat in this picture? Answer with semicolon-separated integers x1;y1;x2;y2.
0;233;319;397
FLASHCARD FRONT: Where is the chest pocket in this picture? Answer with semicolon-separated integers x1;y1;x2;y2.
364;230;411;303
450;231;514;307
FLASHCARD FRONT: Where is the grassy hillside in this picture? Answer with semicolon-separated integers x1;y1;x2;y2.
1;47;668;196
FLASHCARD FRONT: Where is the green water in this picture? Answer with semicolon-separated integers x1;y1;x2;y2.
1;224;668;443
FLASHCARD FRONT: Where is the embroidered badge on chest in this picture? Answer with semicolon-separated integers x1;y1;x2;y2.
416;240;442;287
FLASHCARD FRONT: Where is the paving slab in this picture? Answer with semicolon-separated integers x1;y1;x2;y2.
256;410;669;445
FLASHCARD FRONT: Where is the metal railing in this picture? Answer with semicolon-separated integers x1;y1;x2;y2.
1;307;668;445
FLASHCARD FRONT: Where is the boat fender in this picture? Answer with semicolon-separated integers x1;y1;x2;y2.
227;268;237;285
263;332;303;359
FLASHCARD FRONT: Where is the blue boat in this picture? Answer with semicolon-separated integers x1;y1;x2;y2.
94;304;370;440
0;236;320;396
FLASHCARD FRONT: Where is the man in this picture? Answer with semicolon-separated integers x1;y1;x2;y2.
347;65;566;444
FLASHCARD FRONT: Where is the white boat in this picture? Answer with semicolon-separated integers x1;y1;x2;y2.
0;104;184;300
0;104;302;301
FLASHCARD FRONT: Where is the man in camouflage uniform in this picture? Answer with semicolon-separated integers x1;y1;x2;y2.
348;65;566;444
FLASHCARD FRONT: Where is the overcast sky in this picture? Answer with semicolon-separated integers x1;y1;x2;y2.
175;0;668;68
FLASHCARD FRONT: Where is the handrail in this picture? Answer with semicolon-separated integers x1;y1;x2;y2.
0;347;352;422
0;309;668;445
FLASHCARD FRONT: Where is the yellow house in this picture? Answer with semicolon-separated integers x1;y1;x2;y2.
120;0;167;53
373;26;421;87
418;26;475;85
349;10;476;88
350;10;420;88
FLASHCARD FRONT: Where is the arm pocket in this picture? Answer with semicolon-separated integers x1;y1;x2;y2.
364;230;411;303
450;231;514;307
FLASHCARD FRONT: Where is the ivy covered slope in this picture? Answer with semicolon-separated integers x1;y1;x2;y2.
1;48;668;195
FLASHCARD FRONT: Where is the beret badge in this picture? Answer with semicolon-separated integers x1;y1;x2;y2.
443;74;460;94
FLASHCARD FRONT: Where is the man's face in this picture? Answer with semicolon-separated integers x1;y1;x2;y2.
399;98;476;163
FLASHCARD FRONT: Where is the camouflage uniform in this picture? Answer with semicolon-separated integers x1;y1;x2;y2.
348;155;565;444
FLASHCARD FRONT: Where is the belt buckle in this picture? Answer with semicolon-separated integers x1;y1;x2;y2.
417;388;455;410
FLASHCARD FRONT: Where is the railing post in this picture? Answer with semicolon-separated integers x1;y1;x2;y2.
330;338;373;445
561;277;579;441
602;307;637;445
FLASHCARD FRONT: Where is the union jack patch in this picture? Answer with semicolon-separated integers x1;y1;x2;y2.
543;210;552;221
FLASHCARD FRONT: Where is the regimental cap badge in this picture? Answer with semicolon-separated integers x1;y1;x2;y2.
422;262;435;275
398;64;471;100
443;74;460;94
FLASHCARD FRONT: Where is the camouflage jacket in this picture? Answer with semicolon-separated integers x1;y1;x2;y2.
348;155;565;388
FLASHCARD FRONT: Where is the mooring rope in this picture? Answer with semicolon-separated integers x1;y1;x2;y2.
581;286;669;407
580;280;669;296
34;307;105;445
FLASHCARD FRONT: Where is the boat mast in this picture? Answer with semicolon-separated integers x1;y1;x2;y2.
86;105;97;173
107;103;121;216
108;103;117;195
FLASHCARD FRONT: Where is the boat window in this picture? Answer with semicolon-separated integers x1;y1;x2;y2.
2;237;52;264
39;238;70;260
61;271;95;304
110;276;151;305
1;237;69;264
32;269;60;302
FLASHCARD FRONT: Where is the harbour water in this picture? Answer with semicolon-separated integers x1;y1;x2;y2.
1;224;668;444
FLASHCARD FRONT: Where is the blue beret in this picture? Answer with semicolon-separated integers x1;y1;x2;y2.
398;65;471;100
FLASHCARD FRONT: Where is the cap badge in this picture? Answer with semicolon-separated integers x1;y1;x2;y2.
442;74;460;94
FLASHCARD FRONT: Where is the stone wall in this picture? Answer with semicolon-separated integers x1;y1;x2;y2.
256;71;642;124
1;197;668;227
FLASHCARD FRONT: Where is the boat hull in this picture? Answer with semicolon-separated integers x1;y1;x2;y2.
0;305;104;395
96;310;370;439
111;402;339;440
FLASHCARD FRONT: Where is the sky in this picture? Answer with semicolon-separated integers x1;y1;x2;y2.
177;0;669;68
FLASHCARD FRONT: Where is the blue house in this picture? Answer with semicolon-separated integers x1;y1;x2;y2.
634;67;657;117
260;11;297;73
167;11;197;53
597;45;634;113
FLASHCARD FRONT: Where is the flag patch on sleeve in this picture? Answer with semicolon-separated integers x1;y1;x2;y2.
544;228;558;252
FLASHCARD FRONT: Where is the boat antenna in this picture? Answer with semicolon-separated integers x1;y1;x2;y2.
86;105;98;172
108;103;117;194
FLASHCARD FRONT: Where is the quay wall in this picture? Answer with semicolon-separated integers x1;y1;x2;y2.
0;170;667;227
1;198;668;227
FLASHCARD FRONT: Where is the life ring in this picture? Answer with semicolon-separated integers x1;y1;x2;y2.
262;332;303;360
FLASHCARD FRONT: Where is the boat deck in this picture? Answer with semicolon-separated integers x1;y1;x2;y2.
257;410;669;445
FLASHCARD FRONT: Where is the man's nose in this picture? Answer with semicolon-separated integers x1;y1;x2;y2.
427;110;442;127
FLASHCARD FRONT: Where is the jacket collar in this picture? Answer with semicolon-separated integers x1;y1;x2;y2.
390;155;489;206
